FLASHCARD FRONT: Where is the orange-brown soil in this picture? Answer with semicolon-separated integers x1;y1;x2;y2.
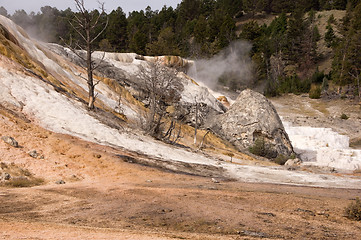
1;104;361;240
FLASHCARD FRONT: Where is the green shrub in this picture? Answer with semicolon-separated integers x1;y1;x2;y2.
345;198;361;221
278;75;311;95
249;137;277;159
309;86;321;99
311;70;325;84
249;138;266;157
340;113;349;120
274;154;288;165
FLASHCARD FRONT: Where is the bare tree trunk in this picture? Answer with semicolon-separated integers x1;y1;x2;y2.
199;130;210;150
171;123;182;145
67;0;108;110
339;39;350;87
357;75;361;99
86;28;95;109
194;99;198;145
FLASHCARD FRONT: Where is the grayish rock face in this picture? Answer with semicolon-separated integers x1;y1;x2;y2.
1;136;19;148
211;89;294;158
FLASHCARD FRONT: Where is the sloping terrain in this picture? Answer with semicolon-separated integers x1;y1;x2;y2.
272;94;361;171
0;15;361;239
1;102;361;239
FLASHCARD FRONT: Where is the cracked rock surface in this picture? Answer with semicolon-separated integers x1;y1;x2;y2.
211;89;294;158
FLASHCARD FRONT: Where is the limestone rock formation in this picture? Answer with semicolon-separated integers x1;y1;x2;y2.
211;89;294;158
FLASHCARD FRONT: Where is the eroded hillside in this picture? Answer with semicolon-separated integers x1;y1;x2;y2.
1;14;361;240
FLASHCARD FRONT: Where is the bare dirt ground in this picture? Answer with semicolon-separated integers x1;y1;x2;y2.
1;100;361;240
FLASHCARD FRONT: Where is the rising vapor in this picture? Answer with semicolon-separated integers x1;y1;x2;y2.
188;41;254;92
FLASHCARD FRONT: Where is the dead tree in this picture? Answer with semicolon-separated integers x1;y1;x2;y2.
199;129;210;150
193;97;199;145
349;67;360;99
67;0;108;109
138;61;183;138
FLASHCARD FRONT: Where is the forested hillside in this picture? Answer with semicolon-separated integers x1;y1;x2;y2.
0;0;360;96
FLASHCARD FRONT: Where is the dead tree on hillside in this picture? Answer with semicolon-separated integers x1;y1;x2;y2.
66;0;108;110
349;67;360;98
193;97;199;145
138;62;184;139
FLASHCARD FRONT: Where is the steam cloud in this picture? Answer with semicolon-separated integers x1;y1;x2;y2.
188;40;254;91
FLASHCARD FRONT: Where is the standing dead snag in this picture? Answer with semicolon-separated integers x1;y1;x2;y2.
193;97;199;145
138;61;183;139
67;0;108;109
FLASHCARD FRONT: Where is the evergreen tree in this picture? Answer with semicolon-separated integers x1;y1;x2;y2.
0;6;9;17
146;27;180;55
325;24;336;48
106;7;128;51
332;2;361;88
127;10;148;54
243;0;266;17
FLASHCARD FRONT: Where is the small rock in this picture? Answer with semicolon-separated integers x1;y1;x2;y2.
211;178;220;183
317;211;330;217
146;180;152;183
28;150;39;158
1;136;19;148
1;172;11;181
93;154;102;159
285;158;301;167
55;180;66;185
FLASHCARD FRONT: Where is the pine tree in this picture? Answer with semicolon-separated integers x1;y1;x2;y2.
106;7;128;52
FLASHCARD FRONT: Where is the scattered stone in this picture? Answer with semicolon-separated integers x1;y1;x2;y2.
1;172;11;181
55;180;66;185
285;158;302;167
317;211;330;217
239;230;268;238
296;208;316;216
28;150;39;158
211;178;220;183
258;212;276;217
1;136;19;148
146;180;152;183
93;154;102;159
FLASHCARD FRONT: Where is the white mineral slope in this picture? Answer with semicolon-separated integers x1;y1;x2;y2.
1;16;361;188
283;121;361;171
91;50;225;113
1;63;361;188
0;16;139;121
223;163;361;189
0;65;216;166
